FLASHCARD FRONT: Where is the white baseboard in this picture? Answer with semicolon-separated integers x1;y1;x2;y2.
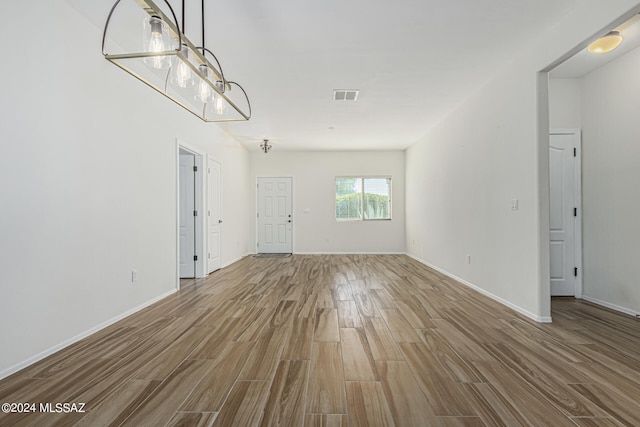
0;289;177;381
581;295;639;318
222;253;252;269
405;253;552;323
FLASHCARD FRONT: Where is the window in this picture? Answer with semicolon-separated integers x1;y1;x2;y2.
335;177;391;220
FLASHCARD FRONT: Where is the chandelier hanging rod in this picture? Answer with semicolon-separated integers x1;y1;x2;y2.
194;0;226;90
201;0;205;54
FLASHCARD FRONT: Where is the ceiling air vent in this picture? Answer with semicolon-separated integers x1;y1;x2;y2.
333;89;359;101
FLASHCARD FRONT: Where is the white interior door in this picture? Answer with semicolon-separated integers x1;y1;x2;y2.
549;132;580;296
179;153;196;278
257;177;292;253
207;158;222;273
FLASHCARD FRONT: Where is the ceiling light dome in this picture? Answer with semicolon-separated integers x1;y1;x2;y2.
588;31;623;54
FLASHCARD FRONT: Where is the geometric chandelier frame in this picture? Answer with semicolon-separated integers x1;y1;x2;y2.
102;0;251;122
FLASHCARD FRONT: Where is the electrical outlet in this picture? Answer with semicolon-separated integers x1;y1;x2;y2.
511;199;519;211
131;270;137;283
466;255;471;264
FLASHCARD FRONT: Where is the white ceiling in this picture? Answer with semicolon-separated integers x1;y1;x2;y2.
68;0;582;152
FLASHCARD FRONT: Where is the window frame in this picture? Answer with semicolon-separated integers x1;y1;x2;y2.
335;176;392;221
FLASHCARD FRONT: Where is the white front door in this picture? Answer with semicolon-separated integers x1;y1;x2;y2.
257;177;293;253
549;131;581;296
179;153;196;278
207;158;222;273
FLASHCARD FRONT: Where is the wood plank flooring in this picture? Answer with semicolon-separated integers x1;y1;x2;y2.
1;254;639;426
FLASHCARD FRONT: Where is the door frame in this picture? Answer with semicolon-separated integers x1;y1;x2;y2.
255;176;294;254
549;129;583;298
176;140;207;289
178;150;196;279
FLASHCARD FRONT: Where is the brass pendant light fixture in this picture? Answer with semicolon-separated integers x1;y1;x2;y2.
102;0;251;122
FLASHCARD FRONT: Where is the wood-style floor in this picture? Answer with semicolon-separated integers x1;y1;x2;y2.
1;254;639;426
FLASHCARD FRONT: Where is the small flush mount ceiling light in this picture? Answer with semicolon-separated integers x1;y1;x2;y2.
260;139;272;154
102;0;251;122
588;31;623;54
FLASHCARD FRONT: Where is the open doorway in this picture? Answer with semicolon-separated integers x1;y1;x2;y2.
543;10;640;317
176;143;206;288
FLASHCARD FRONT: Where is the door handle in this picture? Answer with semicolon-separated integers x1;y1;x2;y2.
218;219;223;223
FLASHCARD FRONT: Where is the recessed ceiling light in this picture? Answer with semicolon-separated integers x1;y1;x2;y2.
587;31;623;54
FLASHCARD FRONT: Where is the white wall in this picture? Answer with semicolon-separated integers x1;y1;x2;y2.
405;1;640;322
579;46;640;315
251;151;405;253
406;64;545;320
0;1;251;377
549;78;582;129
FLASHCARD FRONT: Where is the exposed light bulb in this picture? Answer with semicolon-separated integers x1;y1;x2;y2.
143;16;170;69
214;96;227;115
195;64;213;103
170;44;194;88
213;81;227;115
